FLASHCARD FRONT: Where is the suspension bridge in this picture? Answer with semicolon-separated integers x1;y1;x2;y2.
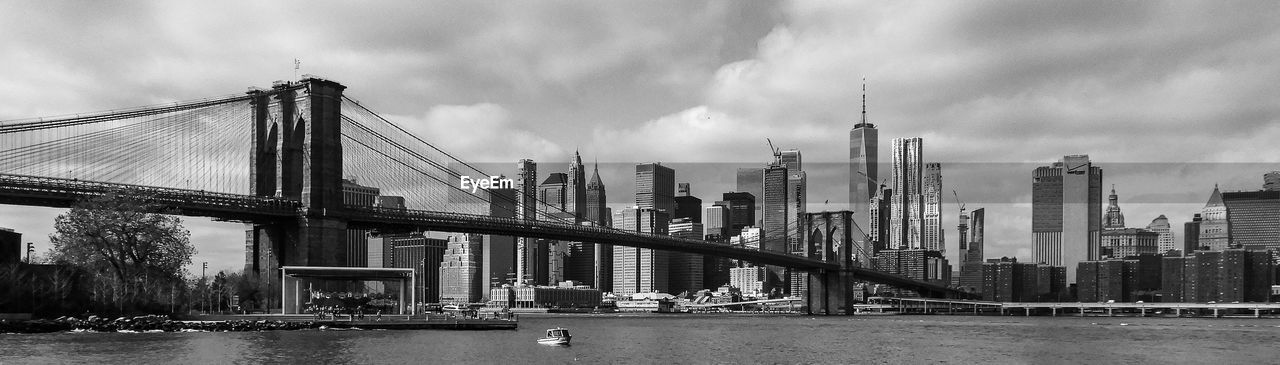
0;77;972;314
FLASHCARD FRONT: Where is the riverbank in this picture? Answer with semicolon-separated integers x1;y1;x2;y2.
0;315;319;334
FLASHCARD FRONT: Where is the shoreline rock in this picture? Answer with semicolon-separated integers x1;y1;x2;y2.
1;315;320;334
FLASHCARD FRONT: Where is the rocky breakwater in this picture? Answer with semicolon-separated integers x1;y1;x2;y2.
0;315;321;333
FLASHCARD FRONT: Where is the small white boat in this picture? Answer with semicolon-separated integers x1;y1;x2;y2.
537;327;571;345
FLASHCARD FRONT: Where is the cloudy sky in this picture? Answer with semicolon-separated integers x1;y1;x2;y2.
2;1;1278;274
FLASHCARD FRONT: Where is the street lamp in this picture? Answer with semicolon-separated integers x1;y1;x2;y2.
202;262;208;314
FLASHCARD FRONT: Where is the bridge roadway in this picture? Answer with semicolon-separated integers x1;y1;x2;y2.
0;173;968;297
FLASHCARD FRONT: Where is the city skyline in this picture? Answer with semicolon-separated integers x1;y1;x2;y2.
3;1;1280;275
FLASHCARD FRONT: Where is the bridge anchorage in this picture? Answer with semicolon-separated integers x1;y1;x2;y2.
0;77;974;315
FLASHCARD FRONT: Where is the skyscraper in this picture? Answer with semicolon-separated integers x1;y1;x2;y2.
1146;215;1175;254
1198;186;1229;251
538;173;568;212
439;233;482;304
1221;189;1280;251
584;162;611;291
721;192;756;236
704;204;730;239
515;159;537;284
849;82;879;262
566;151;587;219
482;188;518;291
669;218;705;294
736;168;764;226
761;163;789;293
890;137;923;250
868;184;891;253
673;182;702;223
1032;155;1103;282
342;178;380;267
922;162;943;253
959;208;985;293
612;207;670;296
636;163;676;214
1183;214;1202;253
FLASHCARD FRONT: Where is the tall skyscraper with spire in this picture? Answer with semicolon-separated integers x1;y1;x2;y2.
585;162;611;291
515;159;538;284
849;80;879;259
567;151;587;220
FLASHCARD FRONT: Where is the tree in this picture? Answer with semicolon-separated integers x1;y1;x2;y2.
47;191;196;314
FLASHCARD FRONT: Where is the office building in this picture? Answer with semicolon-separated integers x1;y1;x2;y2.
673;182;702;222
868;184;892;253
343;178;380;267
566;151;587;220
440;233;482;304
538;173;568;213
730;266;766;297
636;163;676;214
722;192;755;236
761;163;790;293
1147;215;1175;254
0;228;20;264
612;207;670;296
483;188;518;291
1198;186;1230;251
381;233;448;304
1033;155;1103;282
873;249;947;285
669;218;705;294
704;204;730;240
584;163;611;292
984;257;1066;302
1221;189;1280;251
922;162;943;253
516;159;537;284
849;84;879;263
1183;214;1202;253
736;168;764;226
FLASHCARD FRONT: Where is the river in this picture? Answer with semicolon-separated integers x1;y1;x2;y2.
2;314;1278;364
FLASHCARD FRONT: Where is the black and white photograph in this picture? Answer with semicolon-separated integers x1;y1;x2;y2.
1;1;1278;363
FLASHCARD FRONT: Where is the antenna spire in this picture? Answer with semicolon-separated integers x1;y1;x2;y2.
861;77;867;125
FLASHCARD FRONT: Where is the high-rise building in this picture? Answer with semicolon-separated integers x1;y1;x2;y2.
849;83;879;264
922;162;943;253
343;178;380;267
673;182;702;223
959;208;985;293
730;266;766;297
1264;171;1280;191
704;204;730;239
1183;214;1202;253
483;188;518;291
1221;190;1280;251
761;163;789;293
736;168;764;226
516;159;538;284
566;151;587;219
584;163;611;292
439;233;482;304
1032;155;1103;282
722;192;755;236
1160;249;1273;303
1146;215;1175;254
868;184;891;253
669;218;704;295
538;173;568;213
637;163;676;214
1103;186;1125;230
1198;186;1230;251
612;207;670;296
383;233;448;304
889;137;923;250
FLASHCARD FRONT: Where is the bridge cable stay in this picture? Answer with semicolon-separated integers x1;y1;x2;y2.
1;94;257;194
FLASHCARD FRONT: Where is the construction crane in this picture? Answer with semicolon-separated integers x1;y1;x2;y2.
953;190;966;214
766;138;781;163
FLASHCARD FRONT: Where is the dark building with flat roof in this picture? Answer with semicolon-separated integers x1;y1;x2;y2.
1221;190;1280;251
0;228;21;264
1160;249;1273;303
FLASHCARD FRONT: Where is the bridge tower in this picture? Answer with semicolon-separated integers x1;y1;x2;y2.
803;211;856;315
244;78;349;295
